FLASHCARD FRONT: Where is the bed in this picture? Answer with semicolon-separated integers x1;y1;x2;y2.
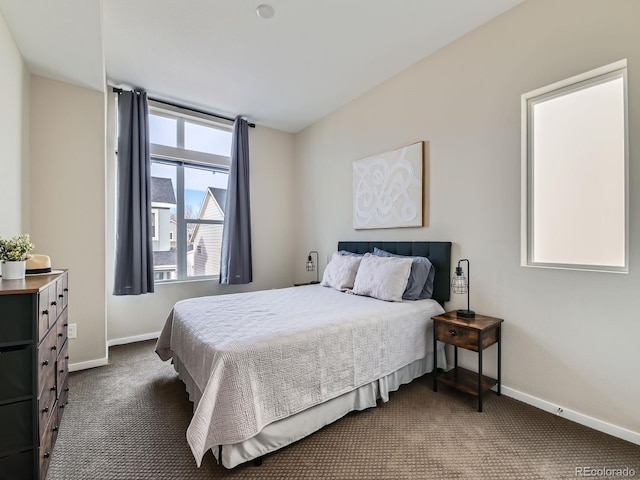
155;241;451;468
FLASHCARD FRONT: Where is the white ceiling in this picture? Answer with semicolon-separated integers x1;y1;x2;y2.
0;0;524;132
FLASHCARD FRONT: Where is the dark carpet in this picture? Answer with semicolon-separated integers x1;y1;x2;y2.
47;340;640;479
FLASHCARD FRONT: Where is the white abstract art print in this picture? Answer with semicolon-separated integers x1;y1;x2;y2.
353;141;424;229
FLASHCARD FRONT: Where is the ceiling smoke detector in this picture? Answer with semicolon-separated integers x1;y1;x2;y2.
256;4;275;20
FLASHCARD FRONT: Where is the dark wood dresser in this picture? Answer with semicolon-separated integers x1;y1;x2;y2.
0;271;69;480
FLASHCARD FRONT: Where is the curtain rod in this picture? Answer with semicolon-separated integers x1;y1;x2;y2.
112;87;256;128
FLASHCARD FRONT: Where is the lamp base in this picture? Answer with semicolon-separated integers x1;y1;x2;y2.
456;309;475;318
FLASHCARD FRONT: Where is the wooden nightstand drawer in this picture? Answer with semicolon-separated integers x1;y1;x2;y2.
435;321;497;351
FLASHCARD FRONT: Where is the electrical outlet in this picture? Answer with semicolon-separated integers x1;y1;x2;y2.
67;323;77;339
556;407;564;415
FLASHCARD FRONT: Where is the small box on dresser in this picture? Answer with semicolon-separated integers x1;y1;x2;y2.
0;271;69;480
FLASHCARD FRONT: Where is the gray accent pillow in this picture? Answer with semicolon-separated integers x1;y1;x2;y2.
339;250;364;256
373;247;434;300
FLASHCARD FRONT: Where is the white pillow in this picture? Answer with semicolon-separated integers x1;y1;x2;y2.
351;254;412;302
321;252;363;291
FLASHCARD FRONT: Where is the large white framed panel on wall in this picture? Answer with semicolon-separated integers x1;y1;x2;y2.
352;141;424;230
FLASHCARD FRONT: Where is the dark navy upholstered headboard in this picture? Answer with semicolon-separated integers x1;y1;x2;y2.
337;241;452;306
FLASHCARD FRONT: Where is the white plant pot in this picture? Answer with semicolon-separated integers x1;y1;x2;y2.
2;260;26;280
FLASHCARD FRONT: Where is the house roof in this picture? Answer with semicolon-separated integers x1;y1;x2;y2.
151;177;177;205
208;187;227;213
153;250;176;267
189;188;226;241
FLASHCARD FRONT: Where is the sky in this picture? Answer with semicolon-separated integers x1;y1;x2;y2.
151;162;228;216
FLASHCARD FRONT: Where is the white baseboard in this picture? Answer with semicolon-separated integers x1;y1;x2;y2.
501;385;640;446
69;357;108;372
107;332;160;347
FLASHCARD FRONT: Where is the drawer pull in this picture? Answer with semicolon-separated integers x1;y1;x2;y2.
59;294;64;298
50;385;57;391
52;426;59;432
64;288;68;292
64;323;68;327
58;333;64;337
59;369;65;374
59;403;65;409
51;345;57;351
42;360;49;366
64;387;70;392
42;310;49;316
43;452;50;459
51;301;57;306
449;328;457;336
42;407;49;413
65;355;69;360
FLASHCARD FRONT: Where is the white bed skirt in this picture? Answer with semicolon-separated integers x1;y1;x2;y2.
172;343;446;468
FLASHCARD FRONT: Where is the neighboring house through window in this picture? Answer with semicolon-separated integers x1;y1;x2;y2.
148;100;232;282
151;176;177;279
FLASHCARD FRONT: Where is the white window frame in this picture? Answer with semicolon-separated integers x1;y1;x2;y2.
521;59;629;273
149;102;232;283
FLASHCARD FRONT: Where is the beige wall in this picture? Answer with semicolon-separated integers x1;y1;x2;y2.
0;10;29;237
106;99;296;341
30;75;107;366
294;0;640;436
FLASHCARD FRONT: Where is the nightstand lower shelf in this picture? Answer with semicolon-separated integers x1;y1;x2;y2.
436;367;497;397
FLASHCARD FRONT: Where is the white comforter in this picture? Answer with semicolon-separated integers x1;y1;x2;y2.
155;285;444;466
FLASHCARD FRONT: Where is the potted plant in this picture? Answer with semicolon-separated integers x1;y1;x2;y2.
0;234;35;280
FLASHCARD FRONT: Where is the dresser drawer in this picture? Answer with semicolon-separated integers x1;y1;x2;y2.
39;404;57;480
0;449;34;480
56;346;68;393
435;321;498;351
60;273;69;311
48;287;59;328
0;295;34;343
56;309;68;353
37;328;57;396
37;374;57;440
58;375;69;413
0;345;33;402
0;400;32;453
38;289;51;341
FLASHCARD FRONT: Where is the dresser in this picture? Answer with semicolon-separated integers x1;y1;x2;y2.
0;271;69;480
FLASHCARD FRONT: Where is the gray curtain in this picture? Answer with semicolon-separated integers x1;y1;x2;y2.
113;90;155;295
220;117;252;284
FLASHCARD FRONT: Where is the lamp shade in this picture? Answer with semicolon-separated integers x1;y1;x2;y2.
306;251;319;284
452;259;474;318
451;268;467;294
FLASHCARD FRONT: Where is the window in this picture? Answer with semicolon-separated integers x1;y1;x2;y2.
521;60;628;273
148;101;232;282
151;210;159;240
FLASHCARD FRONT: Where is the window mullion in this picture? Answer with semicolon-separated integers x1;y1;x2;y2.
176;164;186;279
177;117;185;149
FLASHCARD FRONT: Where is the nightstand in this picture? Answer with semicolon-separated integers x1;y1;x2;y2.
432;311;503;412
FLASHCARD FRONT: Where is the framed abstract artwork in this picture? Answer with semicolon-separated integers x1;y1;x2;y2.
352;141;424;229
